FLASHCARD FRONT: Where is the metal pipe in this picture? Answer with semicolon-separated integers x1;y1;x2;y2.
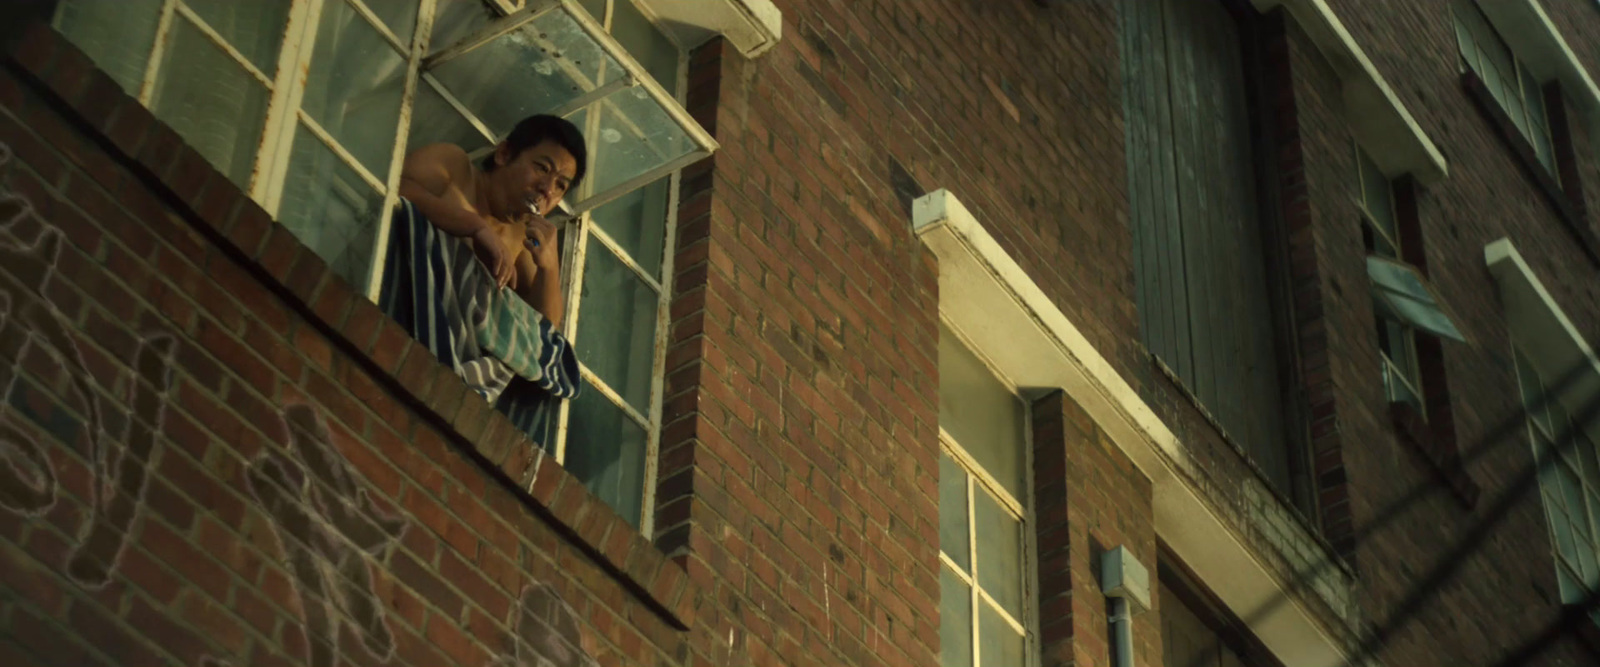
1109;596;1134;667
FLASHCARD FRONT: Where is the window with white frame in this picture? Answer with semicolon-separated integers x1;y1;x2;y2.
53;0;715;531
1514;346;1600;610
1355;145;1424;414
1453;0;1558;176
938;320;1035;667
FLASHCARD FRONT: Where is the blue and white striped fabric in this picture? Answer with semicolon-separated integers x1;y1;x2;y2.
378;199;580;445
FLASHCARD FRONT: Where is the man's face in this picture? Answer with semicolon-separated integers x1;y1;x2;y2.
494;139;578;218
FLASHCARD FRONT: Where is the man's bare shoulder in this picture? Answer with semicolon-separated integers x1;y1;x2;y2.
405;143;475;176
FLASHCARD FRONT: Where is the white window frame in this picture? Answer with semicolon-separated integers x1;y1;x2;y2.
937;319;1040;667
1488;238;1600;623
55;0;713;297
1355;143;1425;414
546;0;685;535
56;0;709;534
1514;344;1600;604
1453;0;1559;176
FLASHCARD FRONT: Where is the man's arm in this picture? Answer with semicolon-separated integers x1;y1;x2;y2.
515;216;564;327
398;144;515;287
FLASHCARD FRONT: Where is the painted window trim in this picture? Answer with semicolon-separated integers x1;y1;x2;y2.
1453;1;1560;178
629;0;781;58
1475;0;1600;124
1355;144;1427;414
913;189;1352;667
935;344;1039;667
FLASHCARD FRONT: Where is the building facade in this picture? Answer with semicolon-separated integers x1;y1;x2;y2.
0;0;1599;665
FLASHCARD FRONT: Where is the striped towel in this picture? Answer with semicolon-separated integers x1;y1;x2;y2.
378;199;580;445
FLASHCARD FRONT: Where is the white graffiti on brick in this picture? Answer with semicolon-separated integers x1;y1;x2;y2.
0;140;600;667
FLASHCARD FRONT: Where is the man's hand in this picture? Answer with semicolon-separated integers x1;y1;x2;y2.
525;215;560;271
471;224;517;289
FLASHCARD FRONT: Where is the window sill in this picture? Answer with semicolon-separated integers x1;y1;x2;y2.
1;18;698;631
1388;401;1480;509
1148;354;1344;555
1460;70;1600;266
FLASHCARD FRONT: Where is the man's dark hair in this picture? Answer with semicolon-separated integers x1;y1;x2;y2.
482;114;587;190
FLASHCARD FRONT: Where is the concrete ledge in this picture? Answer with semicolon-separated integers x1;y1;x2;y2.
1255;0;1449;183
637;0;782;58
913;189;1352;667
1485;238;1600;441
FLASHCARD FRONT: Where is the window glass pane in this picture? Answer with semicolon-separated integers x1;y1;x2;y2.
1515;349;1554;435
301;0;408;177
1557;560;1586;606
585;84;695;199
1587;491;1600;551
940;452;971;573
429;0;494;51
978;601;1024;667
974;489;1023;618
276;126;385;286
430;9;616;138
149;17;271;188
609;0;678;91
1520;65;1557;174
408;80;494;154
938;322;1026;497
1380;320;1416;384
575;238;659;412
359;0;419;43
565;389;648;526
1560;463;1589;535
54;0;165;94
1383;357;1422;411
1453;13;1480;74
940;565;973;667
589;176;669;277
1358;150;1396;245
1552;504;1580;566
578;0;607;22
183;0;292;75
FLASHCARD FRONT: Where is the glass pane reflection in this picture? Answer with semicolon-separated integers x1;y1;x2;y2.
150;17;270;188
277;125;385;287
565;388;648;526
940;565;973;667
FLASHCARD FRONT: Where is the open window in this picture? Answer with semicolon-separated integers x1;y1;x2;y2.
1353;145;1465;421
52;0;720;531
55;0;714;295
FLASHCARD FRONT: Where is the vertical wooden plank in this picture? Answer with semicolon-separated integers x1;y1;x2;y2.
1205;1;1251;461
1118;0;1158;361
1164;0;1202;391
1149;0;1185;385
1222;9;1290;491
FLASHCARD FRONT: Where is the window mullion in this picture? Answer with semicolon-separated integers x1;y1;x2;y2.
576;365;650;427
295;111;387;192
420;74;499;145
366;0;437;300
968;472;980;667
586;224;663;292
553;210;595;466
251;0;326;212
342;0;409;53
171;3;276;87
136;0;181;104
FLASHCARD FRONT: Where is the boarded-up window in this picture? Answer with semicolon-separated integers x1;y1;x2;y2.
1119;0;1299;495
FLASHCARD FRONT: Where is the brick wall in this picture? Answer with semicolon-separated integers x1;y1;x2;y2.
4;0;1600;666
0;21;700;667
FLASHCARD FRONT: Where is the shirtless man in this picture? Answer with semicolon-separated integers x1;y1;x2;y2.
397;115;586;327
